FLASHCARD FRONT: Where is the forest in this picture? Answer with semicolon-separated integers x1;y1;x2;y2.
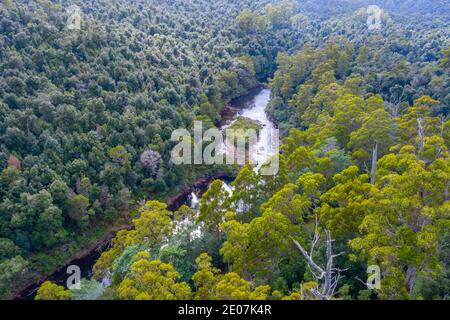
0;0;449;300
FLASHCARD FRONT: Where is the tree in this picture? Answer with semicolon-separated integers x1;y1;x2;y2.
259;156;289;200
311;61;337;90
0;238;20;261
76;177;92;198
192;253;221;300
296;172;327;210
49;179;69;211
332;94;365;148
398;96;442;161
117;252;191;300
219;213;250;277
140;150;161;176
0;256;28;297
221;210;292;282
266;1;296;30
108;145;131;171
35;281;72;300
439;46;450;69
260;183;307;225
0;166;20;188
132;201;173;245
318;166;377;237
246;210;292;281
348;108;394;183
94;201;173;279
197;180;230;236
215;272;270;300
290;13;310;32
111;244;150;284
7;155;20;170
69;194;90;226
236;10;260;34
70;279;104;300
33;205;66;248
230;162;259;220
350;155;449;299
286;147;316;181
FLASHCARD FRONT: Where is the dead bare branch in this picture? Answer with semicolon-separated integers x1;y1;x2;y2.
292;218;346;300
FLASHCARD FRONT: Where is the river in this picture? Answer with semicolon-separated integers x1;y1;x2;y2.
185;86;276;213
16;86;275;300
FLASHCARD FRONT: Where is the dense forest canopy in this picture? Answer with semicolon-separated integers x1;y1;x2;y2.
298;0;450;18
0;0;310;298
0;0;448;300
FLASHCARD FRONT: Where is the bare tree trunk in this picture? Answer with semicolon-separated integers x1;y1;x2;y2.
323;230;335;298
370;141;378;185
405;265;416;294
417;117;425;158
436;115;445;159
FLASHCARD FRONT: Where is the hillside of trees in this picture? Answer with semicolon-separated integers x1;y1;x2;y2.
0;0;309;298
297;0;450;18
0;0;448;300
44;42;447;300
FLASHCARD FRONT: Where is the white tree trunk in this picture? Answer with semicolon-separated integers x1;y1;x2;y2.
292;216;345;300
370;141;378;185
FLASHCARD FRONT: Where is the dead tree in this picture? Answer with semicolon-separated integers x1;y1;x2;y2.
292;215;346;300
140;150;161;176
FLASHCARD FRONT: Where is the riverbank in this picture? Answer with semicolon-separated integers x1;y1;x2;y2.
15;223;133;300
167;172;237;211
220;84;267;126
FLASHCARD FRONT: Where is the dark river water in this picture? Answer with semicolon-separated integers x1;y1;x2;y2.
16;86;275;300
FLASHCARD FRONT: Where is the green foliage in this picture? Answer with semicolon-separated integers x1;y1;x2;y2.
35;281;71;300
197;180;230;236
117;252;192;300
318;166;377;237
228;117;262;135
69;194;90;227
348;107;395;167
70;279;105;301
111;244;150;284
230;162;260;220
93;201;173;279
0;255;28;296
3;0;450;300
215;272;270;300
192;253;221;300
221;209;293;282
0;238;20;261
350;156;449;299
1;0;301;297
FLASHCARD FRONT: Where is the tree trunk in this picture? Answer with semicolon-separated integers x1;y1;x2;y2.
405;265;416;294
370;141;378;185
417;118;425;158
